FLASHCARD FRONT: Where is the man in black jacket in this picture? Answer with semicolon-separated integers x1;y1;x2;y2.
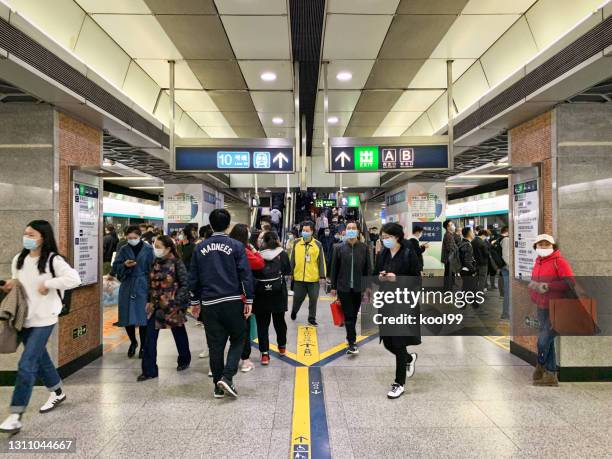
102;225;118;275
330;222;371;354
471;229;490;293
407;226;430;274
458;227;477;307
441;220;457;291
190;209;254;399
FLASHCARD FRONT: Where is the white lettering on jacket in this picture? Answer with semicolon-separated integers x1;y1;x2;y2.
200;243;233;256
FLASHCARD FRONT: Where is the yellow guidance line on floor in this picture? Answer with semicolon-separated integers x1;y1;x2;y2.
483;335;511;351
317;334;371;361
290;367;311;457
296;325;320;366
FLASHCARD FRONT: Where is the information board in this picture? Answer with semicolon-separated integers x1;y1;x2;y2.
175;146;294;173
73;181;99;286
413;221;442;242
513;179;539;279
314;199;336;208
329;138;449;173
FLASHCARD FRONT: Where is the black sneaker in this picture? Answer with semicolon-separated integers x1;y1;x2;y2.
290;310;297;321
213;386;225;399
346;345;359;355
308;318;318;327
217;377;238;398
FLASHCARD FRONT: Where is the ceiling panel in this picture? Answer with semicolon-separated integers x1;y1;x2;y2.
348;111;388;127
315;90;361;112
174;90;217;111
189;111;230;127
188;60;246;90
156;15;234;59
462;0;537;14
205;126;238;138
224;111;265;127
258;112;295;128
251;91;294;113
402;113;434;136
353;90;403;112
344;126;376;137
209;90;257;111
373;125;407;137
327;0;400;14
525;0;604;51
319;60;375;90
74;17;131;88
313;126;346;140
264;126;295;138
221;16;291;59
452;61;490;112
396;0;469;14
365;59;426;89
176;113;202;138
136;59;202;89
144;0;217;14
154;92;184;127
408;59;475;89
215;0;287;14
92;14;182;59
480;17;538;88
314;112;353;128
378;15;457;59
379;111;422;127
122;61;160;113
233;125;266;138
239;60;293;90
323;15;393;59
392;90;445;111
76;0;151;14
430;14;521;59
426;92;449;132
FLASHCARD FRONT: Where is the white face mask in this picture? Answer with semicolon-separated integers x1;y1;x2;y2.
536;248;554;258
449;224;455;232
154;248;167;258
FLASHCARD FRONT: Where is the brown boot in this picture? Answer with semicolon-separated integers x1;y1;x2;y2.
532;363;544;381
533;370;559;386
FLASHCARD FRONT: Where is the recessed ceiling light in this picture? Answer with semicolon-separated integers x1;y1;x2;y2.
336;71;352;81
264;189;271;193
260;72;277;82
272;117;283;125
328;116;339;124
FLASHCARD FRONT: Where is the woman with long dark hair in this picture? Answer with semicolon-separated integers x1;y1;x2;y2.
138;236;191;381
228;223;264;372
375;222;421;399
112;225;154;358
0;220;80;434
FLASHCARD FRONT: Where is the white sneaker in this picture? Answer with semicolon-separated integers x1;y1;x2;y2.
240;359;254;372
387;383;405;399
0;414;21;434
288;290;294;296
40;391;66;413
208;370;213;377
199;351;208;359
406;353;418;379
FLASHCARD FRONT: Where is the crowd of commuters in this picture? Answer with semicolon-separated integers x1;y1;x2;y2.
0;208;572;432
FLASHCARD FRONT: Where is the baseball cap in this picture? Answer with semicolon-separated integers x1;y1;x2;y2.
535;234;555;245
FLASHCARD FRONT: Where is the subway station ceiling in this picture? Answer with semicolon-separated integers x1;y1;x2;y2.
2;0;608;158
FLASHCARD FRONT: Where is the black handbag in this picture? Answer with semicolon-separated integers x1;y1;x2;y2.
49;254;73;316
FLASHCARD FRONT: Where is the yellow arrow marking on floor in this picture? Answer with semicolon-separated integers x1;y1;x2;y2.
318;334;372;361
290;367;311;458
296;325;320;366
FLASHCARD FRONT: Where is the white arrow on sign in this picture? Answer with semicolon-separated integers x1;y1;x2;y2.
335;151;351;167
273;152;289;168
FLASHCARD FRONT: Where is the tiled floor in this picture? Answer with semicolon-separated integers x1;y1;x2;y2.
1;296;611;458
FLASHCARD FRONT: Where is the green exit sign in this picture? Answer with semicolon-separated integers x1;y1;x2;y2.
72;325;87;339
354;146;378;171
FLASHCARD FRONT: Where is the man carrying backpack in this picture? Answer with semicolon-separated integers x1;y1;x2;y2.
491;226;510;319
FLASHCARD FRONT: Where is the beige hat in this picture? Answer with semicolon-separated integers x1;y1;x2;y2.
535;234;555;244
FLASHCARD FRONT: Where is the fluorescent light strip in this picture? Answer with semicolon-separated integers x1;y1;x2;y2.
449;174;508;179
131;186;164;190
102;176;155;181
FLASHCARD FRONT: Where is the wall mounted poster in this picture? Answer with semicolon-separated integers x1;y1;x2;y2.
513;179;540;279
73;180;99;286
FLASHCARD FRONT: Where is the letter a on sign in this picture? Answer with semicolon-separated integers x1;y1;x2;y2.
382;148;396;169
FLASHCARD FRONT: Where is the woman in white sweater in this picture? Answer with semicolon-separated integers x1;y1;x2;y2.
0;220;81;434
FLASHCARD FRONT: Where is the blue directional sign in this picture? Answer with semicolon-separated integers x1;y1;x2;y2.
176;146;294;173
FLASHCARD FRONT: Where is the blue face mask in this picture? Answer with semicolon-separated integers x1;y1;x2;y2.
127;238;140;246
382;238;396;249
302;231;312;240
346;229;358;239
23;236;38;251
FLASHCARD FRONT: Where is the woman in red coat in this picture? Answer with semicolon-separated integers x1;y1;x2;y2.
528;234;574;387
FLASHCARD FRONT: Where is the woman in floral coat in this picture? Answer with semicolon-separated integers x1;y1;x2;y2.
138;235;191;381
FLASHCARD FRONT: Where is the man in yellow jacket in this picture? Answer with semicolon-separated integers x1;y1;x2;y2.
290;221;326;326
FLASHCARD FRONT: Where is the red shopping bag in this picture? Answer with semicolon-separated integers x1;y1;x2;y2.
330;299;344;327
